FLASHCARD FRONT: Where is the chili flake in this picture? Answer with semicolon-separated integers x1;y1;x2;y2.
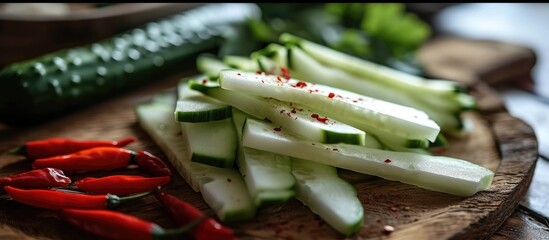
292;81;307;88
328;92;335;98
384;159;392;163
280;67;291;79
273;127;282;132
310;113;329;124
201;79;208;84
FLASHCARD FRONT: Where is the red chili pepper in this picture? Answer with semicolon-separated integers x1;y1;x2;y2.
31;147;172;176
60;208;162;240
154;191;237;240
31;147;134;173
135;151;173;177
4;186;150;210
74;175;171;196
8;137;136;159
0;168;71;190
60;208;209;240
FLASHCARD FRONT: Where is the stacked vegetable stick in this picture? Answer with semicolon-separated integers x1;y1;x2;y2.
135;35;495;236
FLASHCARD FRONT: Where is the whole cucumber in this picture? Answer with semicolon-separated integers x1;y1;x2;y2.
0;3;261;125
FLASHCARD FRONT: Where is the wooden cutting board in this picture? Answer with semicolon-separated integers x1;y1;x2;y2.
0;38;538;240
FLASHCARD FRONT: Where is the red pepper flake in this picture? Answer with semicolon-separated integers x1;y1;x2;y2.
273;127;282;132
291;108;297;114
276;76;282;82
413;219;419;222
310;113;329;124
227;178;232;182
237;73;241;76
383;225;395;235
201;79;208;84
291;81;307;88
256;70;262;74
263;117;272;123
332;148;339;152
286;113;291;117
280;67;291;80
261;80;265;83
384;159;392;163
328;92;335;98
280;109;286;114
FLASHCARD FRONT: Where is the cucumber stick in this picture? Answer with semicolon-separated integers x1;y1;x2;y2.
292;158;364;236
287;46;465;132
253;44;462;134
174;93;232;122
196;54;231;80
233;110;295;206
219;69;440;142
178;83;237;168
242;117;494;197
223;55;260;72
280;33;464;97
134;98;256;222
181;119;237;168
0;4;261;124
188;79;366;145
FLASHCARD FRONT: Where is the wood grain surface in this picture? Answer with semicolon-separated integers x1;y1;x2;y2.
0;62;538;239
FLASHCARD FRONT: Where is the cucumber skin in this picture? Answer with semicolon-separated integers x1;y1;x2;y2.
0;4;260;124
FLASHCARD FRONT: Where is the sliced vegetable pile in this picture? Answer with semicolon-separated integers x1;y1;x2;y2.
2;137;233;240
133;34;495;236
